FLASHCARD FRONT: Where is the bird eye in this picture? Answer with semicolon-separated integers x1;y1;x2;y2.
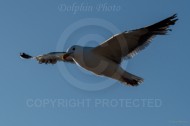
72;48;75;51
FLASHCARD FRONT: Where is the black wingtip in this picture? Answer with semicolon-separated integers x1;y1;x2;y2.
20;52;33;59
170;13;178;24
147;13;178;35
173;13;178;19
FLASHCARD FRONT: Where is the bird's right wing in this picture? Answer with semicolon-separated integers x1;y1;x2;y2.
92;14;178;64
20;52;75;64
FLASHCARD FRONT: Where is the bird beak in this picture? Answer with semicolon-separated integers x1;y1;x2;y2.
63;52;72;60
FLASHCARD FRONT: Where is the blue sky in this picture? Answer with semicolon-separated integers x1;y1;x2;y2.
0;0;189;126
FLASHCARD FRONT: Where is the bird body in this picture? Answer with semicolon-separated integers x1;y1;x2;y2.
68;45;143;85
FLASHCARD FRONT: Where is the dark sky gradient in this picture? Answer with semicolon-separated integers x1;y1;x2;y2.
0;0;189;126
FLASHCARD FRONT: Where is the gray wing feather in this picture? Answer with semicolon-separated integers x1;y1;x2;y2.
20;52;75;64
93;14;178;64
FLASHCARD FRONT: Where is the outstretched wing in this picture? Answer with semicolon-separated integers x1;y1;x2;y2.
20;52;74;64
92;14;178;64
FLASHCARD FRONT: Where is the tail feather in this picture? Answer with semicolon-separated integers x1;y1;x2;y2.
121;71;144;86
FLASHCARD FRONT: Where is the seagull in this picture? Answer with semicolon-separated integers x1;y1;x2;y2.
20;14;178;86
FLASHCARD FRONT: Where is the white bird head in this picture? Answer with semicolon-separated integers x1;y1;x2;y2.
63;45;83;59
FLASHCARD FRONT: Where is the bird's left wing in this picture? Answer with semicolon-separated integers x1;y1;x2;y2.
20;52;74;64
92;14;178;64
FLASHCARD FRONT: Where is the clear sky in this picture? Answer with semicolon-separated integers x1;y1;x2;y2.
0;0;189;126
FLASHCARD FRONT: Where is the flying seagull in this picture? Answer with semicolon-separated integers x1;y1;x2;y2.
20;14;178;86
